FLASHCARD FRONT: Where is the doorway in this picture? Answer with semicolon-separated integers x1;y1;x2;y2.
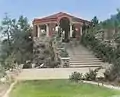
59;17;70;42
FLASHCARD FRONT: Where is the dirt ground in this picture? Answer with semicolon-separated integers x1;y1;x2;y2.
0;83;10;97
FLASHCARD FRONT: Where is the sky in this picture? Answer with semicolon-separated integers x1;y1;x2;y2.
0;0;120;23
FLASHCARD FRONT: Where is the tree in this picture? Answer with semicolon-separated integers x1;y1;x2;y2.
11;16;33;64
91;16;99;26
0;14;33;69
81;9;120;82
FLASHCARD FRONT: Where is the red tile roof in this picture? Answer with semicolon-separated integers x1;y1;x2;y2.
33;12;90;24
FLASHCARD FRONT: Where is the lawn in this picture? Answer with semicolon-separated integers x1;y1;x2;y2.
10;79;120;97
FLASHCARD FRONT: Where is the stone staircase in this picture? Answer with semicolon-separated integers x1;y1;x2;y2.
69;55;103;68
66;44;103;68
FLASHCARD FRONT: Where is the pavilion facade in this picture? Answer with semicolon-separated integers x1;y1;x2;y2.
33;12;90;41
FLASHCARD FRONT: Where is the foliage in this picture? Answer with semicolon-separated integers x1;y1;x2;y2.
59;49;69;57
91;16;99;26
57;42;64;48
104;68;112;81
81;9;120;82
104;58;120;82
69;72;83;82
33;33;60;68
81;23;119;82
0;14;33;70
45;58;60;68
0;65;6;78
23;61;32;69
81;31;116;63
84;68;101;81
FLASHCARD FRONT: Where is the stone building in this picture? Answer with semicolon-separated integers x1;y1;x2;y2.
33;12;90;41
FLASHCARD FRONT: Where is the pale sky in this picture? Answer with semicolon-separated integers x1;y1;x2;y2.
0;0;120;22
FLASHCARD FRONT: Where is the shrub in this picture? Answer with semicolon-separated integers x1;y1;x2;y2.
81;31;116;64
49;61;60;68
39;43;45;48
84;70;97;81
104;61;120;82
84;67;101;81
0;66;6;78
57;42;64;48
59;49;69;57
69;72;83;82
104;68;113;81
45;58;60;68
23;61;32;69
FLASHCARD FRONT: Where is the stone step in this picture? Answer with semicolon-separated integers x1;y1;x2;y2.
70;57;101;60
71;55;96;58
71;56;95;58
69;65;102;68
71;57;97;59
70;62;102;65
71;54;95;56
70;58;101;61
70;60;102;63
71;53;94;54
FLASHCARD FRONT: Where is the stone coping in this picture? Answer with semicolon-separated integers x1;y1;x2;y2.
56;48;65;50
83;81;120;90
60;57;70;60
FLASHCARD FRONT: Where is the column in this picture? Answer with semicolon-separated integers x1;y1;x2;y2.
33;25;37;37
74;23;80;40
70;23;72;37
46;24;49;37
79;26;82;42
80;26;82;36
37;25;40;37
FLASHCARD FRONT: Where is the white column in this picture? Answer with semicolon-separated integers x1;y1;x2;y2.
70;24;72;37
80;26;82;36
37;25;40;37
46;24;49;37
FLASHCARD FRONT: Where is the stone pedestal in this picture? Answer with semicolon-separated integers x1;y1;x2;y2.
60;57;70;68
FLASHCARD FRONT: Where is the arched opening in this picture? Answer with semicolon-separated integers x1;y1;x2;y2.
59;17;70;42
40;24;46;32
39;24;47;36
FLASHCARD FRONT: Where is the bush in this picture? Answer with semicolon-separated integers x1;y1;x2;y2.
84;67;101;81
45;58;60;68
104;68;113;81
69;72;83;82
81;32;116;64
49;61;60;68
84;70;97;81
23;61;32;69
59;49;69;57
57;42;64;48
104;61;120;82
63;62;69;68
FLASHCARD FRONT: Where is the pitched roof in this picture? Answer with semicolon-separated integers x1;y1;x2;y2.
33;12;90;24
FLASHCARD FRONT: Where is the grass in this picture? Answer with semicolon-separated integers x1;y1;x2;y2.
10;79;120;97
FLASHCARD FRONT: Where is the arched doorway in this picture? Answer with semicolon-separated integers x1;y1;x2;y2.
59;17;70;42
